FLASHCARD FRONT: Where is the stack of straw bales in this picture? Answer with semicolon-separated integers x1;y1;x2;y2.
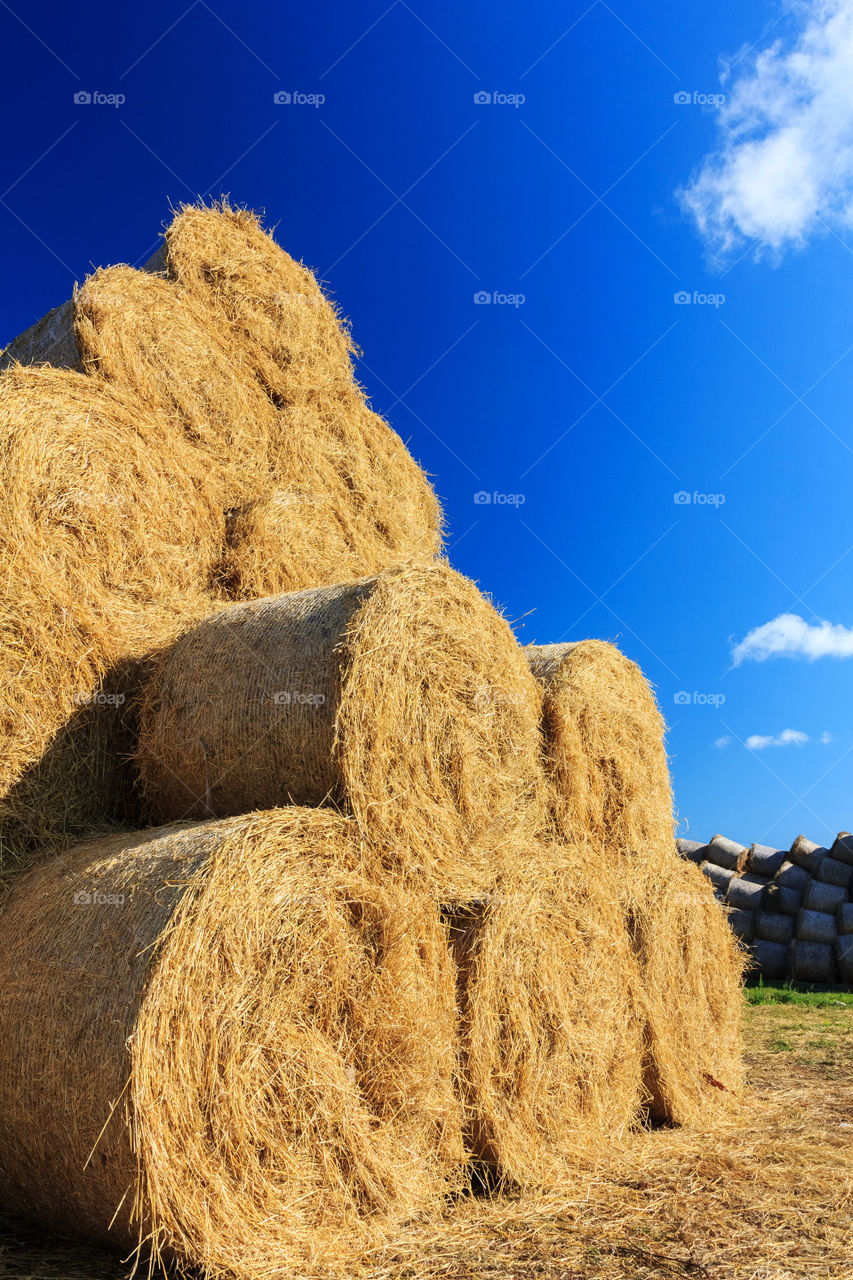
0;202;744;1276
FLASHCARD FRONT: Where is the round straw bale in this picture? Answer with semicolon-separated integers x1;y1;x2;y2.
218;394;444;600
524;640;675;867
700;861;735;895
137;562;545;897
727;907;755;942
763;883;802;916
0;366;221;883
774;860;811;893
444;844;645;1187
628;858;745;1124
676;838;707;864
0;808;464;1273
145;202;444;582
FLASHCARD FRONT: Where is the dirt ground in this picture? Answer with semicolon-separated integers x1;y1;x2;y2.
1;993;850;1280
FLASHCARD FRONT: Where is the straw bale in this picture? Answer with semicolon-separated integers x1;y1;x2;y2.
137;562;545;897
0;808;464;1276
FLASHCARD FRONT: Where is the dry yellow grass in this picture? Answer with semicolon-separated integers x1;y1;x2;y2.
137;561;546;898
0;808;465;1277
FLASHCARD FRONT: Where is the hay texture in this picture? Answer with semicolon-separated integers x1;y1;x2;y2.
628;857;745;1123
145;200;444;595
0;366;221;884
525;640;743;1122
137;562;545;898
0;808;464;1276
445;844;645;1188
525;640;675;864
2;253;442;598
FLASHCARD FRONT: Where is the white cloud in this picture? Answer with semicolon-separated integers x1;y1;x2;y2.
732;612;853;663
746;728;810;749
680;0;853;257
714;735;733;749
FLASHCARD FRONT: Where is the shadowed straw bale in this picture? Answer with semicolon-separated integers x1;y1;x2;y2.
0;808;465;1276
144;200;444;593
445;843;645;1188
0;365;222;886
137;561;545;897
627;857;745;1122
525;640;744;1122
525;640;675;863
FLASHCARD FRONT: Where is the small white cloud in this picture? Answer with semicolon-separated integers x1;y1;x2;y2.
680;0;853;258
732;612;853;664
714;735;733;749
820;730;834;743
746;728;809;749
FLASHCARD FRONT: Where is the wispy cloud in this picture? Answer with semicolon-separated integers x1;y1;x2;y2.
732;612;853;663
746;728;810;749
714;735;733;749
680;0;853;258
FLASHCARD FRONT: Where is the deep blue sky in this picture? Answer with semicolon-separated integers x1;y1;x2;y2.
2;0;852;848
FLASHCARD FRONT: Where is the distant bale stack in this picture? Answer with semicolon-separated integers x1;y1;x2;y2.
445;844;645;1187
525;641;675;865
0;366;223;884
0;809;465;1274
144;200;444;595
137;562;545;897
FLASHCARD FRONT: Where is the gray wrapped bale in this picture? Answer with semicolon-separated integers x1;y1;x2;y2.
727;908;755;943
830;832;853;867
752;939;788;980
817;856;853;889
838;902;853;935
835;935;853;984
675;838;706;865
755;911;795;946
747;843;785;877
726;875;766;911
790;940;835;984
789;836;828;876
763;883;802;917
796;908;837;945
774;861;811;893
803;879;848;914
700;861;734;895
706;835;748;872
